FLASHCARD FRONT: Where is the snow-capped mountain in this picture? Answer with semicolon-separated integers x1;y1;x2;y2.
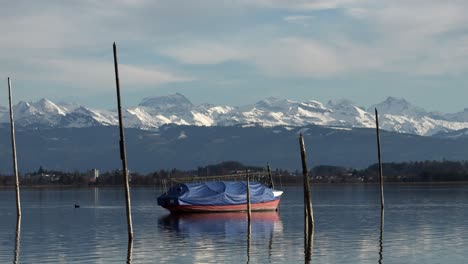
367;97;468;135
1;94;468;137
369;97;427;117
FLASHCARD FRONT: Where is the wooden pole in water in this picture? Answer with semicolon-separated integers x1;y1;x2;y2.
300;133;315;263
375;108;384;209
246;169;251;221
246;169;252;264
267;163;274;189
299;133;314;228
113;43;133;241
8;78;21;218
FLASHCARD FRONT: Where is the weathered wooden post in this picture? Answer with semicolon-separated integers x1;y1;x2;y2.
8;78;21;218
375;108;384;209
300;132;314;263
267;163;274;189
299;133;314;229
113;43;133;241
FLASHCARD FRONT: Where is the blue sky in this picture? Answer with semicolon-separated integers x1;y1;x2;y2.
1;0;468;112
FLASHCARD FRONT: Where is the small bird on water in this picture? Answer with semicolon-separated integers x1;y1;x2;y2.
74;204;80;208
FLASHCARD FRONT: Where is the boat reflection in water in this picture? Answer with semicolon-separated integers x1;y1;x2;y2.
159;211;282;236
158;212;282;263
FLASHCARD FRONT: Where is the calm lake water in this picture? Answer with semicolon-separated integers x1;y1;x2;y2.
0;184;467;263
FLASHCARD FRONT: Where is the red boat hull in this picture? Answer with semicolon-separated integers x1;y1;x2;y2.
162;199;280;213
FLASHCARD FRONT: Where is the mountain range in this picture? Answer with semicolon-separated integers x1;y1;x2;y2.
1;93;468;137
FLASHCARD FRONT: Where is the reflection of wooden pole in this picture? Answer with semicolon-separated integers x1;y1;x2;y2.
375;108;384;209
246;217;251;264
14;216;21;264
378;208;384;264
127;236;133;264
8;78;21;218
113;43;133;241
267;163;274;189
299;133;314;228
246;169;251;221
304;224;314;264
267;228;274;262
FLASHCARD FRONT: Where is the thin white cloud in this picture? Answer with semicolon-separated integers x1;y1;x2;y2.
283;15;315;25
0;57;192;93
158;37;350;77
161;42;248;65
252;37;344;77
244;0;365;10
119;64;193;86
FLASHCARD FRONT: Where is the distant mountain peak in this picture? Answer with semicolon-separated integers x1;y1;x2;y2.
385;96;406;103
33;98;67;115
370;96;426;117
37;98;52;104
255;97;293;110
16;101;31;108
327;99;355;107
138;93;193;113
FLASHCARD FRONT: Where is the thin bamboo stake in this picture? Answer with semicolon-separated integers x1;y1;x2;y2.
246;169;251;221
8;78;21;217
299;133;314;228
267;163;274;189
375;108;384;209
246;168;252;264
113;43;133;241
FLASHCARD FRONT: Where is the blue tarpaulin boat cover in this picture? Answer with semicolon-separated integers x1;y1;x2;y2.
158;181;277;206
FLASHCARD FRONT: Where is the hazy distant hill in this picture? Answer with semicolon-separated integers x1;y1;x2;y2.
0;125;467;173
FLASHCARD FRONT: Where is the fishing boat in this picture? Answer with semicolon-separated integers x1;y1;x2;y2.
157;181;283;213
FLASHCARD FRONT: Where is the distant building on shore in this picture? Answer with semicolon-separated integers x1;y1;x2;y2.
88;169;100;184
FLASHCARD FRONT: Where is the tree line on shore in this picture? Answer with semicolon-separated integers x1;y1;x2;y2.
1;160;468;186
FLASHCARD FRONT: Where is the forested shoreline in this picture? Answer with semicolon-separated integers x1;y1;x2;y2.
2;160;468;186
